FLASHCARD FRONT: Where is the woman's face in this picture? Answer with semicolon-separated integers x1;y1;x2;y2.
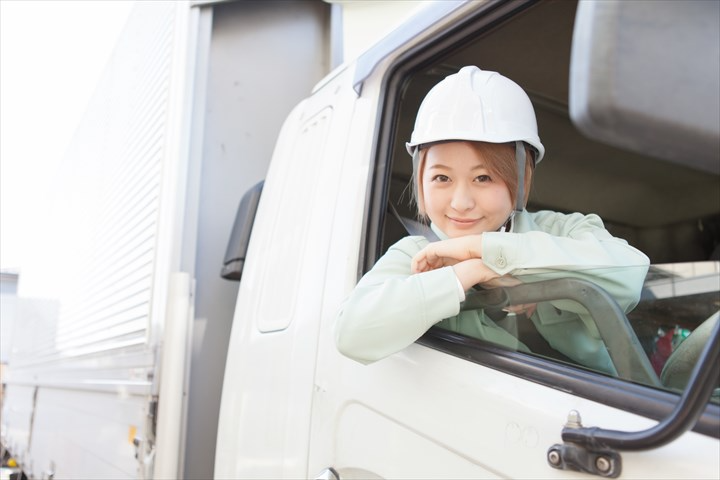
422;141;514;238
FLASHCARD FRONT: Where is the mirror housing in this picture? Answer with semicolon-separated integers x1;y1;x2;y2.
221;181;264;281
569;0;720;174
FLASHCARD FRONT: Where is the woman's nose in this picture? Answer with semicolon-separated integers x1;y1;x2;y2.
450;184;475;211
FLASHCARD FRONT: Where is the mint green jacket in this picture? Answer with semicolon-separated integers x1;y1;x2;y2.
335;210;650;372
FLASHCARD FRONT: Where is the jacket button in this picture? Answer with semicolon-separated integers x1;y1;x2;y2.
496;256;507;268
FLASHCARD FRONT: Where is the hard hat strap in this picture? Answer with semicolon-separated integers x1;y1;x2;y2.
412;147;420;174
515;141;526;212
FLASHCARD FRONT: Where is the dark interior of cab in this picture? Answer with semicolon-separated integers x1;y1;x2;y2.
380;0;720;390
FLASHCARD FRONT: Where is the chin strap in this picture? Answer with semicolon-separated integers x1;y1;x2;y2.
500;210;515;233
412;147;421;173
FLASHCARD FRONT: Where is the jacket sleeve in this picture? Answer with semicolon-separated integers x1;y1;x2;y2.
481;211;650;312
335;236;461;364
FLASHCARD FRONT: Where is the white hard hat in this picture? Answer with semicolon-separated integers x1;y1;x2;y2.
406;66;545;163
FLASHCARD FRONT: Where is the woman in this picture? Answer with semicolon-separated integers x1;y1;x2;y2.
335;66;649;373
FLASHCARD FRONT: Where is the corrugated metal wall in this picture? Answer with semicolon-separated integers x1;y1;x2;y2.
9;2;175;388
2;3;183;478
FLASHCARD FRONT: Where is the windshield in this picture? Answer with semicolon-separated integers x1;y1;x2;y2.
435;262;720;400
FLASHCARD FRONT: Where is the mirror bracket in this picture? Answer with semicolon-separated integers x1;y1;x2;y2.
547;429;621;478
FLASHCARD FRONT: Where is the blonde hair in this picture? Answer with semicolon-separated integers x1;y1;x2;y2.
412;141;534;218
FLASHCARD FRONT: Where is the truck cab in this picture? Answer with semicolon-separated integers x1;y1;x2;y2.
216;0;719;478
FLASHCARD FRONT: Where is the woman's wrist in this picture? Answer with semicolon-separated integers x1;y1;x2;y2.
472;234;483;259
453;258;491;290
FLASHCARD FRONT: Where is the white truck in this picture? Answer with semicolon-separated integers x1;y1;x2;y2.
2;0;719;479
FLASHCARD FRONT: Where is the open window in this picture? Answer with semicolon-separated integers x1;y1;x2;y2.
363;0;719;444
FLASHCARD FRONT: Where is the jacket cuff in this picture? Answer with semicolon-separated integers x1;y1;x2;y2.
417;266;463;327
482;232;520;274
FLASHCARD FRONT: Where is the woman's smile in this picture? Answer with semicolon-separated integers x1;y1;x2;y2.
447;216;481;227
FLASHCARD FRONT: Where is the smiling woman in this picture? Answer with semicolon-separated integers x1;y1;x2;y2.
335;66;650;367
0;0;134;276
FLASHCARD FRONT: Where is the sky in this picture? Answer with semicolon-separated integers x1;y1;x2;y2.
0;0;135;272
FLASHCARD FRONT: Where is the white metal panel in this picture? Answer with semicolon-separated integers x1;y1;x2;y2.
313;343;720;479
153;273;194;480
28;388;148;480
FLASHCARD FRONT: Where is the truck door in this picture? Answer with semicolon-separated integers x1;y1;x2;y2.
214;60;382;478
311;1;719;478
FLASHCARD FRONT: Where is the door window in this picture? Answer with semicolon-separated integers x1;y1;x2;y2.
364;0;720;428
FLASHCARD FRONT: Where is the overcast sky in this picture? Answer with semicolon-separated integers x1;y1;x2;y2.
0;0;135;271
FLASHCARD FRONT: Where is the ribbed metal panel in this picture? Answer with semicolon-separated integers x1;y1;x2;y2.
9;2;178;391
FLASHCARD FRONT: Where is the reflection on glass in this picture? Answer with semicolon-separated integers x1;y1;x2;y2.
436;262;720;400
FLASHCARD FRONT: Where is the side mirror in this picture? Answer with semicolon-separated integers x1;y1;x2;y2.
569;0;720;174
221;181;264;281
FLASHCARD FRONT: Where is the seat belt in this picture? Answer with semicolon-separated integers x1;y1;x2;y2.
388;202;440;242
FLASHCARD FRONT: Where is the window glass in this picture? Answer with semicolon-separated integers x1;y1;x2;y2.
630;262;719;397
430;263;719;400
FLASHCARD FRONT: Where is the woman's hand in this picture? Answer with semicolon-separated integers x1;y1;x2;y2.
482;275;537;317
411;235;483;273
455;262;537;315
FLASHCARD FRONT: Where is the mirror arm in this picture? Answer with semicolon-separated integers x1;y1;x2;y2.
562;319;719;451
547;320;719;478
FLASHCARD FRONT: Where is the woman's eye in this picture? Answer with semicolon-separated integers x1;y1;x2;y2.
432;174;450;182
475;175;491;183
